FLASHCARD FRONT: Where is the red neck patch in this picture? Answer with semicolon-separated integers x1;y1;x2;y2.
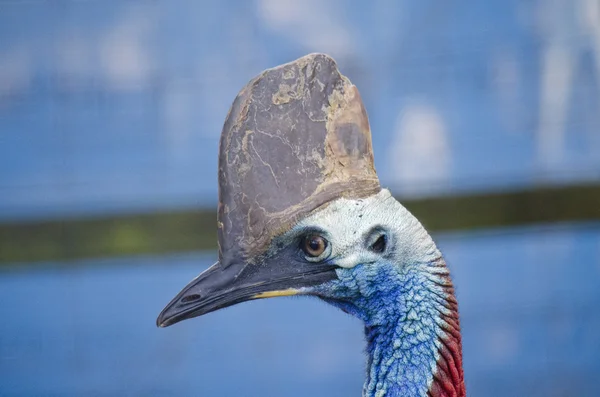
428;273;466;397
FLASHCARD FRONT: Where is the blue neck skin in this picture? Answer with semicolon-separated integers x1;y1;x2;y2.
314;261;447;397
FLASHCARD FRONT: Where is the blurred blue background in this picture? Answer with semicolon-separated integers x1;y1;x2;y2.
0;0;599;396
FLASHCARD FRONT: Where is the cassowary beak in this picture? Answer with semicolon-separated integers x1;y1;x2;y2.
156;255;337;327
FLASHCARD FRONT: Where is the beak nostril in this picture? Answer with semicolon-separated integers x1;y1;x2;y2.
181;294;201;303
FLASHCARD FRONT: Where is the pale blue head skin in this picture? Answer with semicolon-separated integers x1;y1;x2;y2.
276;189;450;397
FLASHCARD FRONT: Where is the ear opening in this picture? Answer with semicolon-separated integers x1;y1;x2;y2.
365;226;387;253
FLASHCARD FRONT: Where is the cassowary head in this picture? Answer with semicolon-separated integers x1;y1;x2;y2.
157;53;464;397
156;52;383;326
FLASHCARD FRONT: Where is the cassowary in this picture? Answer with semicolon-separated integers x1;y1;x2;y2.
157;53;465;397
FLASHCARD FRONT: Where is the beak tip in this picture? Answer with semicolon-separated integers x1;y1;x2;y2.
157;316;174;328
156;308;173;328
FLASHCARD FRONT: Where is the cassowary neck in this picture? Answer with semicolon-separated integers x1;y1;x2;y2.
360;258;464;397
299;190;465;396
321;257;464;397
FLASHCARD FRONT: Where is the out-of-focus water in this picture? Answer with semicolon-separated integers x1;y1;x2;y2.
1;223;599;397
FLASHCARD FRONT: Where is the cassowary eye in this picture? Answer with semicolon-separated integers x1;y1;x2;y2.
302;235;328;258
370;235;387;253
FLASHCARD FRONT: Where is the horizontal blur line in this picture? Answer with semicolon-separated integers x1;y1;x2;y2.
396;182;600;232
1;182;600;264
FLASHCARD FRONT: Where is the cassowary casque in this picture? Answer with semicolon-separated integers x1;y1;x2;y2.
157;53;465;397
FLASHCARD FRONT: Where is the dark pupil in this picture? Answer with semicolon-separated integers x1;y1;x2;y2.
309;238;321;251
